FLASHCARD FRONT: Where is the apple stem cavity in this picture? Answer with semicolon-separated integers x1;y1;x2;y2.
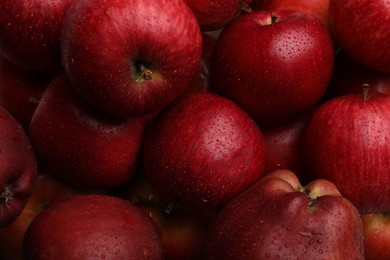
0;185;14;204
271;15;279;24
362;83;370;101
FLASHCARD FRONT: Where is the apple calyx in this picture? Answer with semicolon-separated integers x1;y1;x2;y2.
297;185;318;208
0;185;13;204
133;60;154;83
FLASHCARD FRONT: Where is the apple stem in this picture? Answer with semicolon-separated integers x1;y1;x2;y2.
0;186;13;204
362;83;370;101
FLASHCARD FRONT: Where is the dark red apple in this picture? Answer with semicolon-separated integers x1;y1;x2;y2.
0;0;74;71
210;10;334;125
0;107;37;227
303;90;390;213
183;0;251;31
143;92;266;215
23;194;164;259
0;173;93;260
326;50;390;98
329;0;390;72
61;0;202;117
203;169;365;259
361;212;390;260
29;74;152;189
0;54;51;130
250;0;331;29
262;108;314;184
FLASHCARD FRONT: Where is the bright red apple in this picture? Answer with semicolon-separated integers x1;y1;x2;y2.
203;169;365;259
0;0;74;71
0;54;51;130
303;90;390;213
0;173;94;260
23;194;164;259
361;212;390;260
209;10;334;125
143;92;266;215
61;0;202;117
326;50;390;98
0;107;37;227
329;0;390;72
250;0;331;29
183;0;251;31
29;74;152;189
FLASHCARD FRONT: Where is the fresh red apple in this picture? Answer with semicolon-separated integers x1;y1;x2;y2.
329;0;390;72
303;90;390;213
0;0;74;71
203;169;365;259
183;0;251;31
29;74;152;189
250;0;331;30
361;212;390;260
0;173;93;260
262;107;314;184
143;92;266;215
209;10;334;125
326;50;390;98
0;54;51;130
0;107;37;227
23;194;164;259
61;0;202;117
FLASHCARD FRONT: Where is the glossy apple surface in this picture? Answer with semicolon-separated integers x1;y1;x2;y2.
23;194;164;259
144;92;265;215
329;0;390;72
61;0;202;117
29;74;152;189
303;91;390;213
203;169;365;259
0;107;37;227
210;10;334;125
0;0;73;71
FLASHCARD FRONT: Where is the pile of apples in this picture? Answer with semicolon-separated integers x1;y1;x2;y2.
0;0;390;259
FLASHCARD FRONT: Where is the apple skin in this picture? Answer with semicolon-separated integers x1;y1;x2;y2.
329;0;390;72
0;107;37;227
250;0;331;29
29;74;153;189
61;0;202;118
0;173;95;260
0;54;51;131
209;10;334;125
326;50;390;98
203;169;365;259
361;212;390;260
183;0;251;31
22;194;164;259
0;0;73;71
143;92;266;215
303;91;390;213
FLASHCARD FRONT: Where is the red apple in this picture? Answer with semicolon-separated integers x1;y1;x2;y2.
361;212;390;260
0;54;51;130
250;0;331;29
329;0;390;72
326;50;390;98
0;0;74;71
203;169;365;259
303;90;390;213
262;108;314;184
143;92;266;215
0;107;37;227
29;74;152;189
183;0;251;31
0;173;93;260
23;194;164;259
61;0;202;117
209;10;334;125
